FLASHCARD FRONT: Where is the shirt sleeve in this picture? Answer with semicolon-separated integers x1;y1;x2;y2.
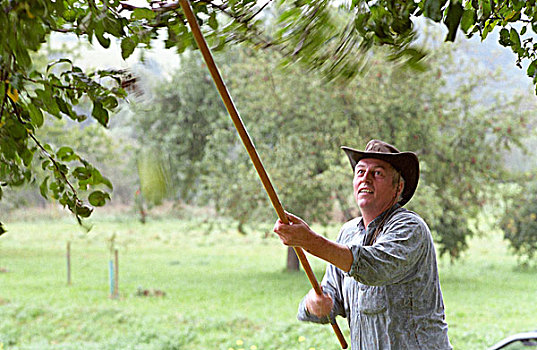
347;212;430;286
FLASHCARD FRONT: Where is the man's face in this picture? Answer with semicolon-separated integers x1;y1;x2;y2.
353;158;399;216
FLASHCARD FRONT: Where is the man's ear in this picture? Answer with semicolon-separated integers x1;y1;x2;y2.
396;181;404;199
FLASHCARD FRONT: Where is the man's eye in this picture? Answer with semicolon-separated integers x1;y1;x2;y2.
374;171;384;177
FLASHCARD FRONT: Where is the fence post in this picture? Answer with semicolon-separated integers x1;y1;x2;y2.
109;258;114;298
113;249;119;299
66;241;71;286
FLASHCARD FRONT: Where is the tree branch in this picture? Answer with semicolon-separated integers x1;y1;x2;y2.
118;0;289;65
244;0;272;23
8;98;81;207
0;80;8;121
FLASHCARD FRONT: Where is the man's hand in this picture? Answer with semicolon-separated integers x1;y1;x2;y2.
273;211;354;272
273;211;314;248
305;287;334;318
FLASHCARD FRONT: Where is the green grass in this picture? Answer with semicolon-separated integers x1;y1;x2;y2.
0;215;536;349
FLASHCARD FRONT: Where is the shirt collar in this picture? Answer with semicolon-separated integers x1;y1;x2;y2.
357;203;402;232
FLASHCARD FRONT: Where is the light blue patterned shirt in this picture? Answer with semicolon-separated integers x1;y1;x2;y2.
298;204;452;349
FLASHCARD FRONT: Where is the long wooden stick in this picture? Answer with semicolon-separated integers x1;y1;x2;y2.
178;1;347;348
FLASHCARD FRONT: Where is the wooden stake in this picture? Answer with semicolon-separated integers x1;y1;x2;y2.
109;259;114;298
114;249;119;299
66;241;71;286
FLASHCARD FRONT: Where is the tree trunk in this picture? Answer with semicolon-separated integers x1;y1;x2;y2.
237;219;247;235
286;247;300;271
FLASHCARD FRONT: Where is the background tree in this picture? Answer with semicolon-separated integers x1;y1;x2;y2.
327;39;533;260
127;52;227;204
499;173;537;267
202;48;346;229
125;34;531;262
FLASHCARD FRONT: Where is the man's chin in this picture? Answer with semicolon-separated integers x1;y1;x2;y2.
357;199;372;211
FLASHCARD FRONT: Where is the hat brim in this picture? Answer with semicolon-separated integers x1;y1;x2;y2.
341;146;419;206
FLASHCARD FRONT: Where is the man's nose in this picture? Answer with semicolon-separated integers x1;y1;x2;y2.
363;169;374;182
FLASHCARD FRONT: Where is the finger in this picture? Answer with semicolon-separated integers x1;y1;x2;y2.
285;211;303;224
273;218;285;232
323;293;333;303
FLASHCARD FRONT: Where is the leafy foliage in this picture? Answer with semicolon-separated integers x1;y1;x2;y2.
127;52;227;204
500;175;537;267
126;39;532;259
272;0;537;87
200;48;348;231
136;148;172;206
2;0;537;236
0;1;129;225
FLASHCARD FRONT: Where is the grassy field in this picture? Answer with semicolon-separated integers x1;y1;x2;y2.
0;213;536;349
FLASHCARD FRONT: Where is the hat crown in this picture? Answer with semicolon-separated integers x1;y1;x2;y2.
365;140;400;154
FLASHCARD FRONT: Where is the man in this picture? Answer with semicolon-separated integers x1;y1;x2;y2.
273;140;452;349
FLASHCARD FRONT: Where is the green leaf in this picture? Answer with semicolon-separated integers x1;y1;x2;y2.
75;204;93;218
460;9;476;33
120;37;136;60
509;28;521;51
102;176;113;190
527;60;537;78
208;12;218;30
102;95;118;109
57;146;77;161
482;26;492;40
19;146;34;167
95;21;111;48
41;159;51;170
27;103;44;128
7;121;27;140
92;101;109;126
424;0;447;22
503;10;521;24
40;176;49;199
278;7;301;23
55;96;73;117
14;45;32;69
499;28;510;46
88;190;110;206
73;166;92;181
477;0;491;20
63;8;77;22
392;16;412;35
444;2;464;42
91;168;113;189
36;87;60;117
103;15;125;37
132;8;156;20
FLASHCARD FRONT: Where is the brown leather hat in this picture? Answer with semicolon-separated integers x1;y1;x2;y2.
341;140;419;206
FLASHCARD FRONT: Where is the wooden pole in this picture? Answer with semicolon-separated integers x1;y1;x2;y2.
66;241;71;286
177;1;347;348
114;249;119;299
109;259;114;298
